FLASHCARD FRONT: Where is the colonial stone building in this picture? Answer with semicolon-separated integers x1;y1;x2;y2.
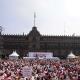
0;26;80;58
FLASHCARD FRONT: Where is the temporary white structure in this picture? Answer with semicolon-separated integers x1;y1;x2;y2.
28;52;53;58
9;51;19;60
46;57;60;60
67;51;76;58
23;57;35;59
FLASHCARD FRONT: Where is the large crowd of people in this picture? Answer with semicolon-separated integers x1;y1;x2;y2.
0;58;80;80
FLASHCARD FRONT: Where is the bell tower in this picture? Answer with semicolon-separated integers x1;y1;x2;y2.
28;13;41;51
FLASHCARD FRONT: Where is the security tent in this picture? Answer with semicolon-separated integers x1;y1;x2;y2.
67;51;76;58
9;51;19;60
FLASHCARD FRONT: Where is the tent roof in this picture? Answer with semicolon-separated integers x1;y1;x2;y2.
67;51;76;58
9;51;19;56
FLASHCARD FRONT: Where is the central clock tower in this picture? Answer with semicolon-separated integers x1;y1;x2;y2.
27;26;41;51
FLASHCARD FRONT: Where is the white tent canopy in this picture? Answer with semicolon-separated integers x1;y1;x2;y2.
9;51;19;60
67;51;76;58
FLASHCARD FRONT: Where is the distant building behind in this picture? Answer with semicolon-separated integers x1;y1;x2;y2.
0;26;80;58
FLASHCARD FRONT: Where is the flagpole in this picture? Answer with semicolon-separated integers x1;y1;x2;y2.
34;12;36;26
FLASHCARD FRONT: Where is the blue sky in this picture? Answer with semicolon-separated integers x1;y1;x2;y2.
0;0;80;35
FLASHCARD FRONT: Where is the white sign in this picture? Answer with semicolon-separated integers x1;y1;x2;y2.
29;52;53;59
22;66;32;78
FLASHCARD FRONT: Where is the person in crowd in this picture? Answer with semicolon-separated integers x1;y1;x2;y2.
0;58;80;80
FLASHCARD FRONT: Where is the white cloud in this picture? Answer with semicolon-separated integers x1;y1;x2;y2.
64;0;80;35
65;0;80;16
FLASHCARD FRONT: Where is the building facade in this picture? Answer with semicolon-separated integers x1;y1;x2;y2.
0;26;80;58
